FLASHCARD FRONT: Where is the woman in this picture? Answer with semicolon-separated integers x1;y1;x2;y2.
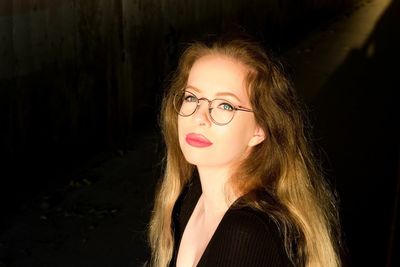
149;37;341;266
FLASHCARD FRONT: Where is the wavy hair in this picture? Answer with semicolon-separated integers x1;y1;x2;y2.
149;38;341;267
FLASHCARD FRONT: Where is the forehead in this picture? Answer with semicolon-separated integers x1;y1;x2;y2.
187;55;250;101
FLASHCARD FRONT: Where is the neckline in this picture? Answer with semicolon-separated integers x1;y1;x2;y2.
176;178;246;267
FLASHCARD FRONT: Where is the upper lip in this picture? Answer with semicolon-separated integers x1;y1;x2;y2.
186;133;212;144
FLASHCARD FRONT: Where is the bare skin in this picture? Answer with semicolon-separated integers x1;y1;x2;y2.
176;194;226;267
176;166;236;267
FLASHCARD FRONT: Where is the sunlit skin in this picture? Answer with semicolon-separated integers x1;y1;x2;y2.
176;55;265;267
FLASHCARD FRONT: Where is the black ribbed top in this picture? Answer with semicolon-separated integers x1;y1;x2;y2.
170;176;294;267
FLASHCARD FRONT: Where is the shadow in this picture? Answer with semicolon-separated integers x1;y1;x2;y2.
311;1;399;266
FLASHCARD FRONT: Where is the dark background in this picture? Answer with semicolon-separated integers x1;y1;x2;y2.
0;0;398;266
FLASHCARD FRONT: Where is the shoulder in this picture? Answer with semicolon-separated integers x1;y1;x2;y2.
173;174;202;230
220;206;283;246
225;206;276;227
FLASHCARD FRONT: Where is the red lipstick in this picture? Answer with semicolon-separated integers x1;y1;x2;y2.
185;133;213;148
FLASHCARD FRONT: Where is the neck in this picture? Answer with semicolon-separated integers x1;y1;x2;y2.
197;166;238;220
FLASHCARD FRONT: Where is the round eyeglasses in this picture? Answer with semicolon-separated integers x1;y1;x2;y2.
173;90;253;126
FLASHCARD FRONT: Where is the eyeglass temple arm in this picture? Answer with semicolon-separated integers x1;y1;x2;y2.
236;106;253;112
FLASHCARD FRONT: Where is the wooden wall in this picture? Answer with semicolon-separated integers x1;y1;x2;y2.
0;0;359;188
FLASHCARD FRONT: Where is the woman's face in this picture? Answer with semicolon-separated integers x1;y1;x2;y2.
178;54;264;170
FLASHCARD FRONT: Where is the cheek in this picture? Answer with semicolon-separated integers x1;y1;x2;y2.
221;116;255;142
177;117;185;148
216;127;251;156
212;120;255;158
178;116;194;155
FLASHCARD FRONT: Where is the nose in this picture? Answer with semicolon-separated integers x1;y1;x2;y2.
193;99;212;126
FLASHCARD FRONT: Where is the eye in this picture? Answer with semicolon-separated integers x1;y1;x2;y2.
218;102;234;111
184;94;197;102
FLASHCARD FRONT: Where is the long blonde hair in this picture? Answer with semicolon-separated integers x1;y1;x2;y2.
149;38;341;267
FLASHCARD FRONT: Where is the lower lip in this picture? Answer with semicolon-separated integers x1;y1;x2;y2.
185;135;213;148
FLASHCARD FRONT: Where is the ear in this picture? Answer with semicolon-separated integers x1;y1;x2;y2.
248;126;265;147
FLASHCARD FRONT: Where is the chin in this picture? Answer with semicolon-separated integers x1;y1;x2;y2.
181;150;214;167
181;150;205;166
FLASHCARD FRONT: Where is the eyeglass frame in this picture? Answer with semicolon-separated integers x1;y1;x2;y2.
173;90;254;126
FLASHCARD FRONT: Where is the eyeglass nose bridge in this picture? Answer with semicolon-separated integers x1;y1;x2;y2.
192;96;213;116
197;97;213;108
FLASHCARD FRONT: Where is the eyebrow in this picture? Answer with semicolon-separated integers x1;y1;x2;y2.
185;85;241;103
